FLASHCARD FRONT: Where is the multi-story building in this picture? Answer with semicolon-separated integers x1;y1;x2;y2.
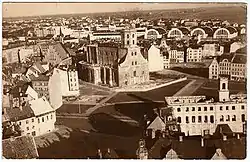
49;65;79;97
34;27;56;38
3;96;56;137
168;49;185;63
230;49;247;81
186;46;203;62
31;74;50;101
78;29;149;87
45;42;70;67
160;77;246;136
208;58;219;79
202;43;224;57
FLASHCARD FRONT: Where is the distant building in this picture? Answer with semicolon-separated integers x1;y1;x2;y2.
31;74;50;101
208;58;219;80
186;46;203;62
148;44;164;72
202;43;224;57
50;66;79;97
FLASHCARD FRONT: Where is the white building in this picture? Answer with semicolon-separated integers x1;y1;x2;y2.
208;58;219;80
4;96;56;137
148;45;164;72
202;43;224;57
50;66;79;97
162;77;246;136
186;46;203;62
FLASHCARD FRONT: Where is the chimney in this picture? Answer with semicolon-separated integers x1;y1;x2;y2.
223;135;227;141
179;135;183;142
98;149;102;159
201;137;204;147
237;134;240;139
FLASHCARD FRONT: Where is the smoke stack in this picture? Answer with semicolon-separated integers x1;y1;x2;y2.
237;134;240;139
223;135;227;141
179;135;183;142
201;137;204;147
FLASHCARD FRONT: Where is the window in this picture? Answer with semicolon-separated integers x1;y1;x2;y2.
27;127;29;131
220;106;223;111
210;106;214;111
127;40;129;45
131;52;133;56
241;105;245;110
186;116;189;123
19;122;21;125
127;34;129;39
42;117;44;122
177;117;181;123
26;120;29;124
31;119;34;122
241;114;245;122
192;107;195;111
232;115;236;121
133;71;136;77
204;107;207;111
134;52;137;56
226;106;229;110
210;115;214;123
47;116;49;121
220;115;224;122
38;118;40;123
198;107;201;111
32;131;36;136
204;116;208;123
226;115;230;121
198;116;202;123
186;107;189;112
222;83;226;89
135;61;137;65
51;114;53;120
132;61;134;65
32;126;35;129
133;40;135;45
232;106;235;110
132;34;134;38
177;108;181;112
192;116;195;123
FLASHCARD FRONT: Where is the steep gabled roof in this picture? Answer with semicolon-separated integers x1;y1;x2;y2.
147;116;166;131
29;97;54;116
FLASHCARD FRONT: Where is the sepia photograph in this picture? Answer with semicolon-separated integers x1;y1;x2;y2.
1;1;247;159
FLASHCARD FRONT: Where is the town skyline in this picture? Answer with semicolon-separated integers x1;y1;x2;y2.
2;2;245;18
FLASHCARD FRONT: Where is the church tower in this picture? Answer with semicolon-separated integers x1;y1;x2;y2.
121;28;137;48
218;76;230;102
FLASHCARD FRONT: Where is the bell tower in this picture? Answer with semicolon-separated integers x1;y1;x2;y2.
218;76;229;102
121;29;137;48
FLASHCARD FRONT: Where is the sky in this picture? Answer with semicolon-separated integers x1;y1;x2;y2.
2;2;242;18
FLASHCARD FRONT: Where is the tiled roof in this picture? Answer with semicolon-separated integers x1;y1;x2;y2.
8;83;29;98
231;54;246;64
147;116;166;130
53;43;69;60
5;104;35;122
33;62;46;73
2;135;39;159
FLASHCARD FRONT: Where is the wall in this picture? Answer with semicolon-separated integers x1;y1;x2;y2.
118;46;149;87
148;45;164;72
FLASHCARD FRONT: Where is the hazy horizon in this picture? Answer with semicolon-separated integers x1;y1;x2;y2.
2;2;245;18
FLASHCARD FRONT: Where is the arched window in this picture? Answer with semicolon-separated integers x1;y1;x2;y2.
220;115;224;122
241;114;245;122
222;83;226;89
226;115;230;121
210;115;214;123
127;34;129;39
204;116;208;123
177;117;181;123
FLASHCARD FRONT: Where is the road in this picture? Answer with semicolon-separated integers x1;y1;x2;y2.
174;79;205;96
